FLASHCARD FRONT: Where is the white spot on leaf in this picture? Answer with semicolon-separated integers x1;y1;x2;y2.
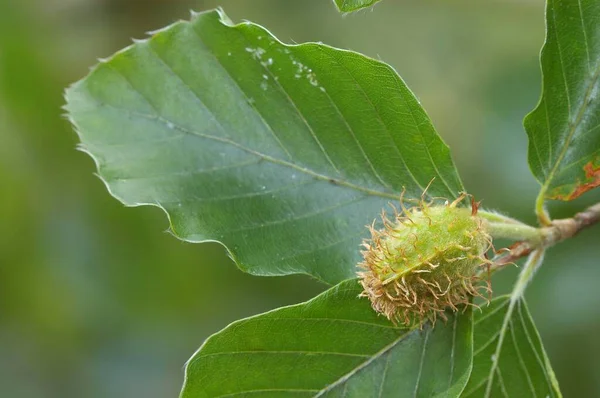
245;47;266;60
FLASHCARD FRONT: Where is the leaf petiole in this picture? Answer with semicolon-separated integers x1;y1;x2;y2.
535;188;552;226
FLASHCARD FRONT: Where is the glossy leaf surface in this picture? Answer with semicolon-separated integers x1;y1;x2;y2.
525;0;600;201
65;9;463;284
182;279;473;398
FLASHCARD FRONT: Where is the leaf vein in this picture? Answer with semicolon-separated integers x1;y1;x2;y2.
474;299;508;325
473;330;502;356
255;317;400;330
87;99;401;201
196;350;372;360
517;302;555;397
412;327;431;398
508;319;537;398
484;298;517;397
223;195;368;235
275;230;364;264
495;367;510;398
325;52;430;195
377;352;391;398
577;0;592;72
317;75;394;190
448;312;458;389
552;7;573;122
181;24;297;161
223;27;342;175
312;328;414;396
541;7;600;196
113;159;258;182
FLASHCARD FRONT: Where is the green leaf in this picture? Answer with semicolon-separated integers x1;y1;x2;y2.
333;0;382;13
525;0;600;201
462;296;561;398
64;8;463;284
181;279;473;398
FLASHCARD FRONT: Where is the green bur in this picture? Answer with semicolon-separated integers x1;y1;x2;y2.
358;197;491;325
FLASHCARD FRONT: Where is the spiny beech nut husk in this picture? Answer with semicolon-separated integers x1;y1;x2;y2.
358;193;492;326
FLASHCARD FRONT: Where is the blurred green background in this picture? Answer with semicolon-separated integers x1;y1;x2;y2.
1;0;599;396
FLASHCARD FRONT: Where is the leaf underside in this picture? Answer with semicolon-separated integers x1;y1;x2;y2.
334;0;382;13
64;8;463;284
525;0;600;201
462;296;561;398
181;280;473;398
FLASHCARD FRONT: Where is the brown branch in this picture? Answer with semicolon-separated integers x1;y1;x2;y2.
491;201;600;270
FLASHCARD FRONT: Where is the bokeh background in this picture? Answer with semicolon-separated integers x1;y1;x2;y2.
1;0;599;396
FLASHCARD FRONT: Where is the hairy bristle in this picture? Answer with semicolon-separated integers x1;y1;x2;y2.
357;193;492;326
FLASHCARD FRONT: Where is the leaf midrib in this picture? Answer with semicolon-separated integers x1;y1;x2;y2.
473;298;557;398
312;327;419;396
85;95;400;202
311;313;468;397
540;5;600;196
83;44;404;202
73;13;464;208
